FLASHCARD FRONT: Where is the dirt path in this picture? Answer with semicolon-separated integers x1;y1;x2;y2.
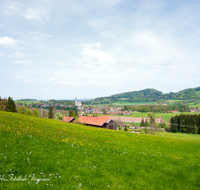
110;116;162;123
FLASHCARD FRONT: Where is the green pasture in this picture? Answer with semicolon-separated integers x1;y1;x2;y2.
15;100;40;104
0;111;200;189
95;112;199;123
195;91;200;95
189;102;200;108
113;101;155;106
154;132;200;143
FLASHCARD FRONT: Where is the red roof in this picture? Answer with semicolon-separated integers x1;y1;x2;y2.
78;116;112;126
63;116;75;123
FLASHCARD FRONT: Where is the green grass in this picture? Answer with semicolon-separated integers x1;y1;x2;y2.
93;112;199;123
0;111;200;189
189;102;200;108
113;101;156;106
154;132;200;143
15;100;40;104
195;91;200;95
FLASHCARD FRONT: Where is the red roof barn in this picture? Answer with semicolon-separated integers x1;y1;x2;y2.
78;116;117;130
62;116;75;123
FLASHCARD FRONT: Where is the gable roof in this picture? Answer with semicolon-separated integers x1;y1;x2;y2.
78;116;112;126
63;116;75;123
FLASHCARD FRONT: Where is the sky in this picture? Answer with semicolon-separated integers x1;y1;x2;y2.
1;0;200;100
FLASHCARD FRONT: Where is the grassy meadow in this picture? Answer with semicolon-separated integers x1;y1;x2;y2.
113;102;156;106
92;112;198;123
0;111;200;189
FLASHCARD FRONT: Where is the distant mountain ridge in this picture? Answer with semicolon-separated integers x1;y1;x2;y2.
85;87;200;104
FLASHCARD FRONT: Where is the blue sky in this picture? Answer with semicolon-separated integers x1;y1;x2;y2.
0;0;200;100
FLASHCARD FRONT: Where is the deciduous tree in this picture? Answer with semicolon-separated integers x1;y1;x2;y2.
33;108;39;117
55;112;64;121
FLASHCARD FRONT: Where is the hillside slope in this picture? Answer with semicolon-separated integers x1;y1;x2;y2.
0;111;200;189
85;87;200;104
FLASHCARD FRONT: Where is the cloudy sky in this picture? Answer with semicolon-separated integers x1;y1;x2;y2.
1;0;200;100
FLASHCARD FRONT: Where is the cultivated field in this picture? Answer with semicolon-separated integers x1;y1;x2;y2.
0;111;200;189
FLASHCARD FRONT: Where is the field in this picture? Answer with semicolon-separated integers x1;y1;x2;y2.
0;111;200;189
154;132;200;143
113;102;155;106
15;100;40;104
95;112;199;123
188;102;200;108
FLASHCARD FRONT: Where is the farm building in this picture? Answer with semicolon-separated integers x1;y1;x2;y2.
62;116;75;123
77;116;117;130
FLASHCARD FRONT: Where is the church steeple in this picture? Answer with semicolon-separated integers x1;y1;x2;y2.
75;97;77;106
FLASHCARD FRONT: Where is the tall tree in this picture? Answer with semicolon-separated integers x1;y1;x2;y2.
0;99;7;111
140;118;145;127
6;96;17;112
68;109;73;117
48;106;53;119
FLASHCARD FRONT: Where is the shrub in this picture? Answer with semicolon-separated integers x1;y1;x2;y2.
33;108;39;117
55;112;64;121
17;106;28;114
25;109;34;116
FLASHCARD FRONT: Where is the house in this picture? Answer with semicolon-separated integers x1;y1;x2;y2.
168;111;179;113
77;116;117;130
63;116;75;123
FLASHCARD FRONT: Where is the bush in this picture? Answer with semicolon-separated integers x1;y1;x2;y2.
17;106;28;114
33;108;39;117
25;109;34;116
124;125;129;131
55;112;64;121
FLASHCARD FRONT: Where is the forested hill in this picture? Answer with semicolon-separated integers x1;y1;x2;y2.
85;87;200;104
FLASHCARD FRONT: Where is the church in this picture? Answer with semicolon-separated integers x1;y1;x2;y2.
75;97;82;108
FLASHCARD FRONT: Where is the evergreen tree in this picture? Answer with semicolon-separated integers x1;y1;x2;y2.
6;96;17;112
74;110;78;117
140;117;145;127
124;124;128;131
144;119;149;127
48;106;53;118
69;109;73;117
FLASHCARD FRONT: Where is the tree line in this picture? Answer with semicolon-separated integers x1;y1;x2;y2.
170;114;200;134
123;104;190;113
85;87;200;104
0;96;17;112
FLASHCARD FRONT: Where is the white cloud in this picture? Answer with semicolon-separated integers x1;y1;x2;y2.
20;8;46;20
81;43;115;68
15;74;30;82
0;37;18;46
9;52;24;58
13;60;32;65
40;34;51;37
3;3;21;15
0;53;5;57
16;74;29;80
55;61;68;66
30;31;51;37
3;2;49;21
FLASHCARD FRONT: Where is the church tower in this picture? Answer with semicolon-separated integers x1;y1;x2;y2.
75;97;77;106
